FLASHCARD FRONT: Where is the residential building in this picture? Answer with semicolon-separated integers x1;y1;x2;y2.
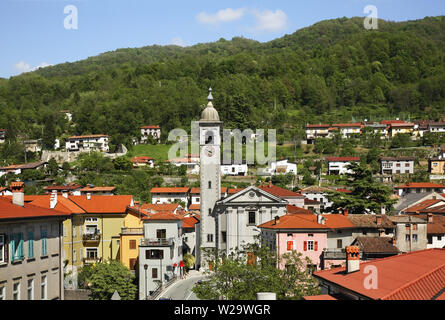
380;157;415;175
388;122;414;138
131;156;155;168
395;182;445;197
65;134;109;152
182;215;200;256
388;215;428;253
310;248;445;300
393;192;445;214
189;188;228;209
305;124;330;144
350;237;399;260
332;123;362;138
79;185;116;195
259;182;305;207
327;157;360;175
120;206;146;272
0;187;12;196
0;182;70;300
301;186;333;211
138;211;183;299
166;158;200;175
43;184;82;196
0;161;47;178
410;214;445;249
266;159;297;176
140;126;161;143
150;187;190;209
24;140;42;153
428;122;445;133
363;123;388;139
140;203;181;215
221;161;248;176
429;153;445;175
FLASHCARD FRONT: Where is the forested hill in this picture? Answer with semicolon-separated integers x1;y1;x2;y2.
0;16;445;150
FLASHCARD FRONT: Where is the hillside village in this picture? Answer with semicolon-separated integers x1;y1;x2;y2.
0;89;444;301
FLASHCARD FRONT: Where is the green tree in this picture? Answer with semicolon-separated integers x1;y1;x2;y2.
183;253;195;272
87;261;137;300
47;158;59;177
113;156;133;171
42;114;56;150
325;162;397;214
192;243;320;300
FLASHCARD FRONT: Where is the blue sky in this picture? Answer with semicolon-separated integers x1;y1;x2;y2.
0;0;444;78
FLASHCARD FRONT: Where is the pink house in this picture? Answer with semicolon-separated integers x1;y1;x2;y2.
259;213;354;271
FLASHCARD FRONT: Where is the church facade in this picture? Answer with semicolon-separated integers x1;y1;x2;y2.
196;90;287;269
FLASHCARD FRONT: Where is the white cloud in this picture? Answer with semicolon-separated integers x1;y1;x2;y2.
14;61;52;75
197;8;246;25
251;9;288;33
14;61;31;73
171;37;188;47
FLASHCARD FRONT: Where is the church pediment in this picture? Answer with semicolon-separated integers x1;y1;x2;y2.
220;186;285;205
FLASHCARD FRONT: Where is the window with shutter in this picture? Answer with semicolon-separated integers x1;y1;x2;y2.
129;240;136;250
28;232;34;259
41;229;47;256
10;234;16;262
303;241;307;251
314;241;318;251
287;241;293;251
18;233;24;260
0;235;4;263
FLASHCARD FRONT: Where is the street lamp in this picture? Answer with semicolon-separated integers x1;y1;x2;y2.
144;264;148;300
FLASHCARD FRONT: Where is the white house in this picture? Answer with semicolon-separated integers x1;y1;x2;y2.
131;156;155;168
364;123;388;139
65;134;109;152
266;159;297;176
301;186;333;211
327;157;360;175
332;123;362;138
138;212;183;299
221;161;248;176
380;157;415;175
141;126;161;143
428;122;445;133
305;124;330;144
166;158;200;175
0;161;48;178
150;187;190;208
395;183;445;197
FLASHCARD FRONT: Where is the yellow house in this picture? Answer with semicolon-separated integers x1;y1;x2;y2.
24;193;134;288
120;206;146;271
429;158;445;175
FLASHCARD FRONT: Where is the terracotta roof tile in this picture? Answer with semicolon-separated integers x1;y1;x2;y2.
0;196;71;220
150;187;190;194
396;182;445;189
355;237;399;254
259;185;303;198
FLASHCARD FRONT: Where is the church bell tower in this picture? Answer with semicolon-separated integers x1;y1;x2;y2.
197;88;222;269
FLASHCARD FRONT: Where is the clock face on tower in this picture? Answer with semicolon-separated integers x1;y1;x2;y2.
204;146;214;158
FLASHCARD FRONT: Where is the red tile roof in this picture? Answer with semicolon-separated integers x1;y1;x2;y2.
131;156;154;163
68;134;108;139
303;295;337;300
143;211;181;221
327;157;361;162
306;124;330;128
286;205;313;215
259;185;303;198
390;122;415;127
336;188;352;193
150;187;190;194
314;249;445;300
259;213;354;230
141;125;160;129
44;184;82;191
380;120;406;125
67;195;133;214
140;203;180;212
189;204;201;211
0;196;71;220
332;123;362;127
80;186;116;192
181;216;200;229
190;187;228;194
304;198;321;205
396;182;445;189
403;199;444;213
228;188;244;195
410;215;445;235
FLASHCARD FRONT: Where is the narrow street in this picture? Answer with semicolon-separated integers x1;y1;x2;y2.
157;272;205;300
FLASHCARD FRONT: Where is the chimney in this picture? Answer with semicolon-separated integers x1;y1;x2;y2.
345;246;360;273
343;208;349;217
50;192;57;209
86;193;91;200
381;205;386;215
269;181;272;188
62;191;68;199
10;182;25;207
274;216;280;225
317;213;326;225
428;213;433;224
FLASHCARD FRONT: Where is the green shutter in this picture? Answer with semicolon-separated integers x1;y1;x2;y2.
28;232;34;259
19;233;24;259
10;234;15;262
41;229;47;256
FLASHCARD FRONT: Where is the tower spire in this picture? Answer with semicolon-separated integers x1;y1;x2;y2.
207;87;213;101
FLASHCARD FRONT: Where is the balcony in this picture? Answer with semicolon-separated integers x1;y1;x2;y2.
121;227;143;235
82;231;101;242
83;257;101;264
140;238;174;247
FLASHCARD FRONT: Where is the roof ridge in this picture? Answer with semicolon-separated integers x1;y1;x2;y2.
380;261;445;300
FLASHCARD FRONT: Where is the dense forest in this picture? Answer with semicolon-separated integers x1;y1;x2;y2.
1;16;445;153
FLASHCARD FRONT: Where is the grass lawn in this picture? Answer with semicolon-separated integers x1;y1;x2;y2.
127;144;173;163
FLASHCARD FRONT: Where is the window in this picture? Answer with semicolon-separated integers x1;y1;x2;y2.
413;234;418;242
405;224;410;232
145;250;163;260
129;258;137;271
406;235;410;242
129;240;137;250
405;163;410;167
85;217;98;223
156;229;166;239
41;228;47;256
205;132;213;145
10;233;24;262
305;240;315;251
221;232;227;243
438;236;443;241
27;279;34;300
195;198;200;203
72;225;76;238
0;286;5;300
208;209;212;216
27;232;34;259
41;275;47;300
287;241;294;251
208;181;212;189
0;235;5;263
13;282;20;300
337;239;343;249
207;234;214;243
152;268;158;279
287;233;293;237
73;250;77;262
413;224;418;231
248;211;256;225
